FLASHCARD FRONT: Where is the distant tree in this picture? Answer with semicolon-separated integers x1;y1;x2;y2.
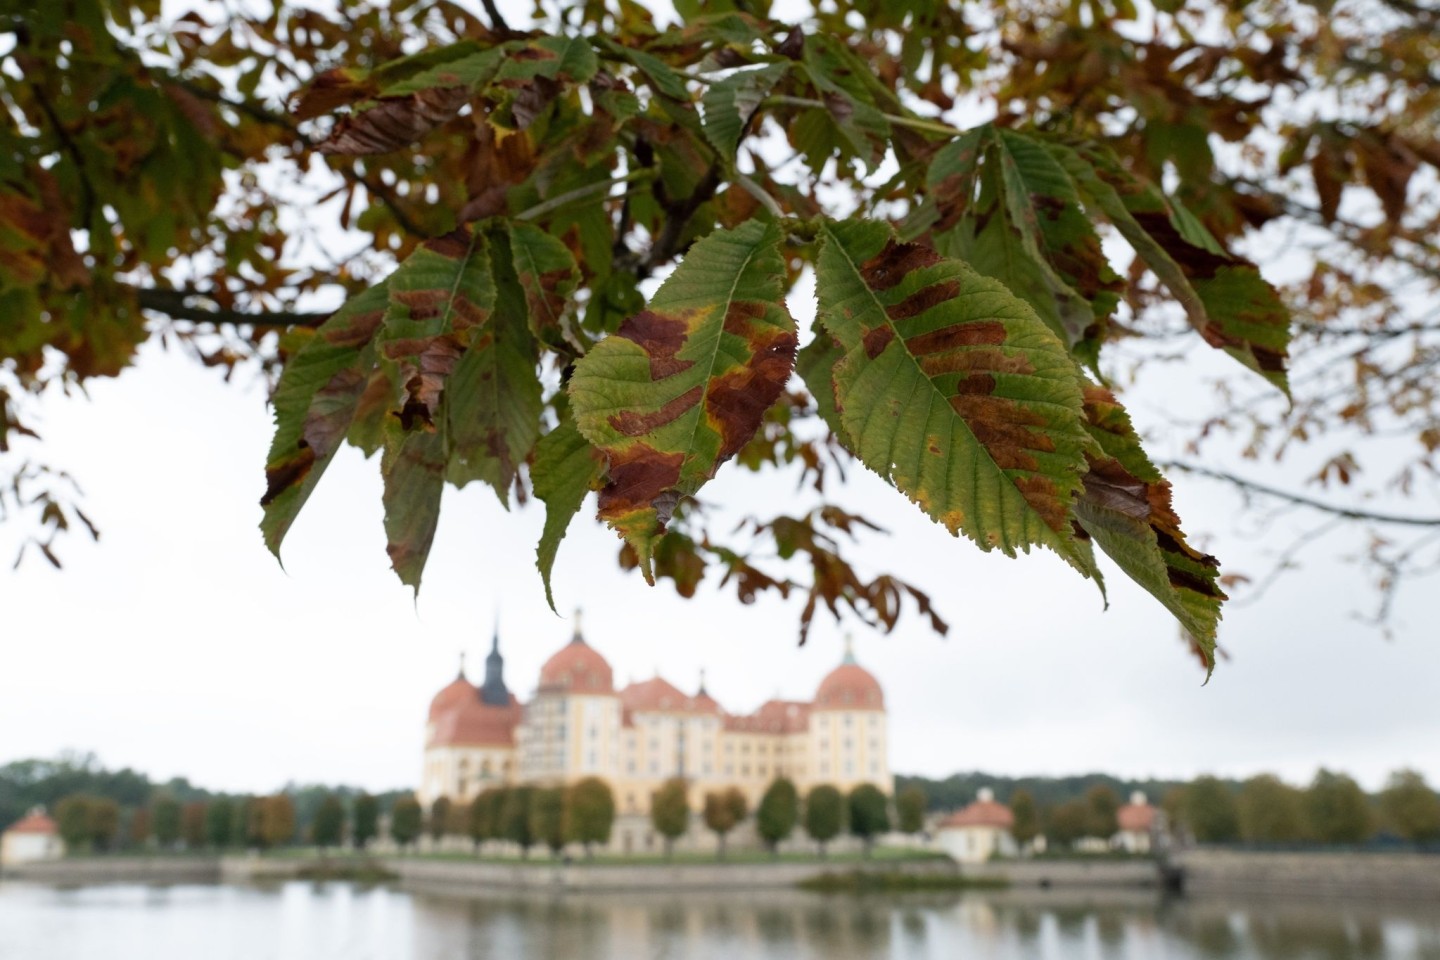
312;795;345;850
1010;789;1039;846
530;787;567;857
352;793;379;850
1305;770;1373;844
151;794;182;848
88;797;120;852
261;795;296;848
1379;770;1440;842
390;797;423;850
428;796;452;843
181;801;208;849
756;778;799;855
650;779;690;859
1085;785;1120;839
127;805;151;849
702;788;746;859
1237;775;1309;843
1182;777;1240;843
804;785;845;857
848;784;890;856
205;798;233;848
55;795;92;852
896;785;927;837
467;789;496;852
565;778;615;856
1046;800;1089;848
1161;788;1187;839
500;786;536;858
239;796;265;849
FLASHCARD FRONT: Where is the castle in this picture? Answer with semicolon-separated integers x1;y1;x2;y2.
419;616;891;818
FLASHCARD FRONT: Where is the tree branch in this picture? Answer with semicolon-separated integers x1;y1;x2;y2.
134;288;332;328
1162;461;1440;527
478;0;513;36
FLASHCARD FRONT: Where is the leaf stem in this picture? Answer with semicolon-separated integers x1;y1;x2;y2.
761;95;962;138
514;169;654;222
735;174;785;219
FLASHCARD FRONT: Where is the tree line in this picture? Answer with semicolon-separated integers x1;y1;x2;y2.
911;769;1440;850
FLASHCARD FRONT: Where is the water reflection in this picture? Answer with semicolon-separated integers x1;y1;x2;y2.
2;879;1439;960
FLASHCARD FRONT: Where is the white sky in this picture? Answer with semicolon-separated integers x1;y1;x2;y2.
2;0;1438;796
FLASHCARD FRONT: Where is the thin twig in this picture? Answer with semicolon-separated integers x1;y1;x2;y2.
1162;461;1440;527
515;169;653;222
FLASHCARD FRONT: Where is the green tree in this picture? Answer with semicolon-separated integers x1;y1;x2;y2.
27;0;1440;669
1379;770;1440;843
352;793;379;850
896;785;927;837
529;787;567;857
312;795;346;850
565;778;615;856
1182;777;1241;844
650;779;690;859
151;794;182;848
1010;789;1040;847
429;796;452;843
233;796;260;849
205;798;234;848
500;786;536;858
126;806;151;849
848;784;890;856
702;787;747;859
1305;770;1373;844
1237;775;1309;843
181;801;208;849
1085;785;1120;839
467;789;496;852
261;794;296;848
55;795;92;852
757;778;799;855
804;785;845;858
391;797;423;850
1046;800;1089;848
87;797;120;853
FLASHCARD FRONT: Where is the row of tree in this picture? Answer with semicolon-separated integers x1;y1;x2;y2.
415;779;926;860
984;769;1440;850
50;791;393;853
1167;770;1440;845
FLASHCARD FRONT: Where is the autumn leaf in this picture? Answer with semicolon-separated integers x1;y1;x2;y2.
814;218;1099;577
381;420;448;593
1073;385;1225;671
701;63;787;160
259;283;389;558
569;220;797;580
1053;141;1292;392
508;221;581;346
533;416;606;611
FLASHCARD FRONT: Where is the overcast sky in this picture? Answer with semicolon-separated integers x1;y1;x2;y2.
2;0;1437;797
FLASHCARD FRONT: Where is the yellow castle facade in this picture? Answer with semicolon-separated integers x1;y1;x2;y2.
419;617;891;816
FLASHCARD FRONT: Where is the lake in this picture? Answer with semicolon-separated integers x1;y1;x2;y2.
1;880;1437;959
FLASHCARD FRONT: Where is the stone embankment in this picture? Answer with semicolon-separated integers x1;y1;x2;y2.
963;858;1159;889
1172;849;1440;903
2;856;222;884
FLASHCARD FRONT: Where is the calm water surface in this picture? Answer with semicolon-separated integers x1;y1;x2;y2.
1;880;1437;960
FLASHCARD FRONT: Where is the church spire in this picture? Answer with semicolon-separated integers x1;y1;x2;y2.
842;633;857;665
570;607;585;645
456;650;467;679
480;612;510;706
697;667;708;697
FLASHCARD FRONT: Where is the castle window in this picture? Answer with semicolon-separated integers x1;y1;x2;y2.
844;715;853;728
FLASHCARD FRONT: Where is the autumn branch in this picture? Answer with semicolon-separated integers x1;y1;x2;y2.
134;288;331;329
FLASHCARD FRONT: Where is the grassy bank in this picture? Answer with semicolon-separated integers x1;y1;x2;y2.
796;870;1009;893
389;847;950;867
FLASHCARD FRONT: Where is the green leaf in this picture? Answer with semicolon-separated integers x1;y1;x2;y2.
259;283;389;558
814;219;1098;577
381;420;448;594
378;227;496;431
443;228;543;504
929;126;1119;361
1052;141;1292;392
533;416;606;611
569;220;798;580
508;221;580;346
701;62;787;160
794;321;851;450
1073;384;1224;672
798;37;892;172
